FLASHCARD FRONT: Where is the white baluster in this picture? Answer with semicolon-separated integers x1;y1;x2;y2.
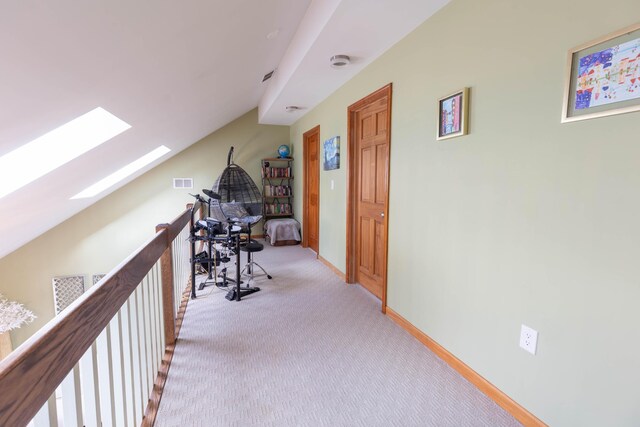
143;276;154;393
96;328;114;426
120;299;136;426
130;289;144;424
109;313;127;426
30;395;58;427
79;345;100;427
157;265;166;356
155;263;165;366
137;282;150;406
148;267;159;375
60;366;83;427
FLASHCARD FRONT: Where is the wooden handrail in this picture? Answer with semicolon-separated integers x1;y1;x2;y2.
165;204;195;242
0;203;198;426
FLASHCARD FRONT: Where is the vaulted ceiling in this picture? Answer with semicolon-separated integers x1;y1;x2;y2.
0;0;449;258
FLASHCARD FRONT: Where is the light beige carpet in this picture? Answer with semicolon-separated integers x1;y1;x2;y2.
155;242;521;427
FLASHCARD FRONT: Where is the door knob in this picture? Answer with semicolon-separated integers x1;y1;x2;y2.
381;212;385;217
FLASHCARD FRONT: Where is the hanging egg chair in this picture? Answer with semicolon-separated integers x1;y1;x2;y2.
209;147;263;225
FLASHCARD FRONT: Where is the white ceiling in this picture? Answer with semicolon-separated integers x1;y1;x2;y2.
259;0;450;125
0;0;449;259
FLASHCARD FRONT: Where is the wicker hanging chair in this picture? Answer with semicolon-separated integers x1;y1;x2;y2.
209;147;263;225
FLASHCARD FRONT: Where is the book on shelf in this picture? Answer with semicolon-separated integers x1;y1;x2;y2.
264;185;292;197
261;166;292;178
265;203;292;215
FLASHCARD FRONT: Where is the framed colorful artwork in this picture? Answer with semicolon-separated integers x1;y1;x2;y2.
562;22;640;122
323;136;340;170
437;87;469;140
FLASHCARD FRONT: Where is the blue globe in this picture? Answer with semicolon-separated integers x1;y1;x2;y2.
277;144;290;158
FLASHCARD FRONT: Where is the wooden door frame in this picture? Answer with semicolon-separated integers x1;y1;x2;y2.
302;125;320;252
346;83;392;312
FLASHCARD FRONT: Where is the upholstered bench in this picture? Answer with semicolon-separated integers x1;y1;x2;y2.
264;218;301;246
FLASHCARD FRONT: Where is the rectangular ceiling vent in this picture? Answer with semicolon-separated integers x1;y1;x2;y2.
173;178;193;189
262;70;275;82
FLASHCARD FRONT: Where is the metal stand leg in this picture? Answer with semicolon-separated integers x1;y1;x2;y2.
240;246;273;282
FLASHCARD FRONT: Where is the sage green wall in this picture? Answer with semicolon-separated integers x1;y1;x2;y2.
290;1;640;425
0;109;288;347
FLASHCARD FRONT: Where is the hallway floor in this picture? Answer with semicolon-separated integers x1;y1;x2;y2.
155;243;520;426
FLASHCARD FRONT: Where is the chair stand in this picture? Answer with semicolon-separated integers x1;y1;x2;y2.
225;234;261;301
240;240;273;286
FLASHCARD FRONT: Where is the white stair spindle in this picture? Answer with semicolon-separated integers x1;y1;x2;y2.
60;367;83;427
154;263;164;367
148;267;159;375
120;299;137;426
130;290;144;425
109;313;127;426
143;276;154;393
96;328;114;427
136;283;151;406
30;395;58;427
79;345;100;427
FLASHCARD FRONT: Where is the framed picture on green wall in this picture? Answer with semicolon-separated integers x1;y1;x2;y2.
323;136;340;170
437;87;469;140
562;22;640;123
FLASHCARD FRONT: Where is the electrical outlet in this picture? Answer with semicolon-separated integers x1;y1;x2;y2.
519;324;538;355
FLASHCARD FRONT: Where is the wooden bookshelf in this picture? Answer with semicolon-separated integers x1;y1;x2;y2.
261;157;294;219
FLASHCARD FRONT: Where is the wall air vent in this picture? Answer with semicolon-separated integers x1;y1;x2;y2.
173;178;193;189
52;275;85;315
262;70;275;82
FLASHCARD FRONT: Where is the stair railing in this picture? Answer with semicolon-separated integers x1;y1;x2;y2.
0;202;202;426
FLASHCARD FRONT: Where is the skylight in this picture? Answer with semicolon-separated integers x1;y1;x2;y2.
71;146;171;199
0;107;131;199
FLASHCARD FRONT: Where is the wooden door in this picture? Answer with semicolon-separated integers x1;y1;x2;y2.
347;85;392;308
303;126;320;253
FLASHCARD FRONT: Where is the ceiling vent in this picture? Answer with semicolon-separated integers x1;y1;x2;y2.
262;70;275;82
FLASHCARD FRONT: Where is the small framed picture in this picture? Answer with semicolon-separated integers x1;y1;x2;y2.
323;136;340;170
437;87;469;140
562;22;640;123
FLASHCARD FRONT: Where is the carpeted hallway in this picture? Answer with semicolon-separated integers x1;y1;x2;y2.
155;243;520;426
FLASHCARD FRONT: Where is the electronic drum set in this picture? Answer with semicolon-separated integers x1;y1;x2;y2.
189;190;261;302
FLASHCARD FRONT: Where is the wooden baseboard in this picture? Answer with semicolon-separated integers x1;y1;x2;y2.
142;282;193;426
318;255;346;281
385;308;546;427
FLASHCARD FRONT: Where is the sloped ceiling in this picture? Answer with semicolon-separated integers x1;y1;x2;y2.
0;0;449;259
